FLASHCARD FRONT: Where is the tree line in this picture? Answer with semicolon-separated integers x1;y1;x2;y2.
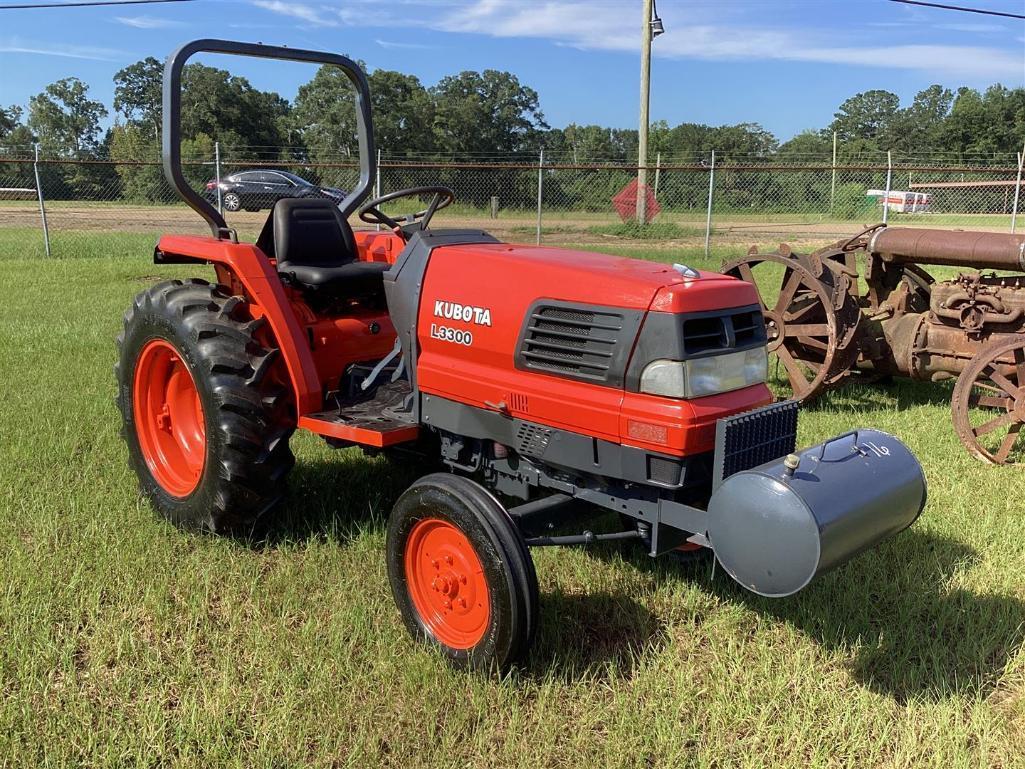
0;54;1022;209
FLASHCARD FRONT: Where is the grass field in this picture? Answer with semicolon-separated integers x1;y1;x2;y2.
1;231;1024;767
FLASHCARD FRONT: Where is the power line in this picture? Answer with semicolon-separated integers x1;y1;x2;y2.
0;0;194;9
887;0;1025;19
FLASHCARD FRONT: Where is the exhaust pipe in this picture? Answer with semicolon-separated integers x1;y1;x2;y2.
868;227;1025;272
707;429;926;597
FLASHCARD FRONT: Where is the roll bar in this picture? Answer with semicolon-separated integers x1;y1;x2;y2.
162;39;376;239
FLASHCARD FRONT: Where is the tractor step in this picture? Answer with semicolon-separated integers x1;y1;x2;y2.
298;380;419;447
299;411;419;447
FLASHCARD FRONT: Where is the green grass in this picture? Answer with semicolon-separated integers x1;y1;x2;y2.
1;233;1024;767
587;221;705;240
0;227;161;261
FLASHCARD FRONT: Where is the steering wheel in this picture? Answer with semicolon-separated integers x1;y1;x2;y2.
358;186;455;237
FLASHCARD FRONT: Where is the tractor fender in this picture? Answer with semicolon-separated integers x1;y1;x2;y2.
155;234;322;415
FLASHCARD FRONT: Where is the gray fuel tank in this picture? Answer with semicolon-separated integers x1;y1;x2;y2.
707;429;926;597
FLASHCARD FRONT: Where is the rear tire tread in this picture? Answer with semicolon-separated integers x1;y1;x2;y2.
117;278;295;535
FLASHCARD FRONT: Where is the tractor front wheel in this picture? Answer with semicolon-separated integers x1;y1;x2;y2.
386;473;538;672
116;279;295;535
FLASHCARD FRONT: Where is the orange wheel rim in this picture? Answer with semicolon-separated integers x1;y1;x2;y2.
132;339;206;497
404;518;490;649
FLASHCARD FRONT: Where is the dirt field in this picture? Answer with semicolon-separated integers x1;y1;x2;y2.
0;202;1015;255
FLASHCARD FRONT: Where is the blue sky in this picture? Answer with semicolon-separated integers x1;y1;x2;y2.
0;0;1023;141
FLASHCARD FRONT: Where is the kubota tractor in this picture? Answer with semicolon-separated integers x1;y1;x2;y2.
117;41;927;671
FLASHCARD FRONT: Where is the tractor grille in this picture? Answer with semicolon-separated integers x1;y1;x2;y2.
519;305;625;383
713;400;799;488
683;307;766;356
647;455;684;487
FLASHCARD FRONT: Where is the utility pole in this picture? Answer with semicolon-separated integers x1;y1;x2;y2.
636;0;663;225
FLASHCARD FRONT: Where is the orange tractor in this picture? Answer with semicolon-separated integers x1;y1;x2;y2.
117;40;926;671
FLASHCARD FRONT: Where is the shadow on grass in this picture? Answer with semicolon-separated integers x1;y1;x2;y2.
266;450;423;546
776;374;955;415
256;451;1022;699
585;526;1024;703
526;590;666;682
266;454;665;679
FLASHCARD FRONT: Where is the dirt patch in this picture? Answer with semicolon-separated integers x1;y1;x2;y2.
0;204;834;246
2;203;1009;255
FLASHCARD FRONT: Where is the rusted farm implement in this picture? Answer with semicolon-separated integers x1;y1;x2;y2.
724;225;1025;464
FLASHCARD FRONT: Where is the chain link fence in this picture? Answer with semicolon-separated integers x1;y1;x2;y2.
1;144;1023;259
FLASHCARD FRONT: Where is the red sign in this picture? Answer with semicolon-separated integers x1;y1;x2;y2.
612;179;661;224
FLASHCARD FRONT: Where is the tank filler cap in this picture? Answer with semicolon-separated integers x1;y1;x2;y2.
783;454;801;477
673;263;700;279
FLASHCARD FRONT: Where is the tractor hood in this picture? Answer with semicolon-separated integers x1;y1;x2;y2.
382;234;774;458
429;243;759;313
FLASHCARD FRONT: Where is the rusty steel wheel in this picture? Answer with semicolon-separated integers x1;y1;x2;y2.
723;250;859;401
952;337;1025;465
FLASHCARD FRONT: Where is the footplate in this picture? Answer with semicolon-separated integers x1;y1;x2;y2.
299;410;419;447
299;378;419;447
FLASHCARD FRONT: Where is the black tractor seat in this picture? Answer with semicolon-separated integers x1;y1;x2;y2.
255;198;389;306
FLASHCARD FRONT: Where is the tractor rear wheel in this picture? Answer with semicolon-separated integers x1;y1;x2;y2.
116;279;295;536
386;473;538;672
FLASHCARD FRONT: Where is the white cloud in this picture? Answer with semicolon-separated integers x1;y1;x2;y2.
867;20;1013;34
784;44;1023;80
251;1;338;27
375;38;437;50
227;22;279;29
437;1;1025;80
250;0;1025;80
0;39;123;61
934;22;1007;34
114;15;184;29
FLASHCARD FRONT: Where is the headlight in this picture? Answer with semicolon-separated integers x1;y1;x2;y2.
640;347;768;398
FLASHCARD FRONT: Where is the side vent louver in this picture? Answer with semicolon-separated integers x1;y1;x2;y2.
519;305;624;383
515;423;552;456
